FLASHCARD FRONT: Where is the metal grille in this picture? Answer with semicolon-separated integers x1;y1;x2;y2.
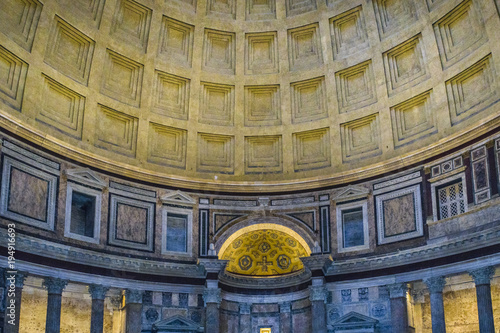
438;182;465;220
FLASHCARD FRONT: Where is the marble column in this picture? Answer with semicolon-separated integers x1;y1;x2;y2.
279;302;291;333
203;287;221;333
3;271;27;333
469;266;496;333
388;283;409;333
424;276;447;333
124;289;143;333
239;303;251;333
88;284;109;333
42;277;68;333
309;285;327;333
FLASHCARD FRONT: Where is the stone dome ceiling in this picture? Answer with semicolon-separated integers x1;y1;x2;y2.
0;0;499;192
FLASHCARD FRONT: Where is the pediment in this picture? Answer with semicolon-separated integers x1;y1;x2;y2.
152;315;203;332
332;312;378;329
161;190;196;206
333;185;369;202
65;168;107;188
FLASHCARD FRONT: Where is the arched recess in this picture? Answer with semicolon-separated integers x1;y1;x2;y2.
216;217;315;256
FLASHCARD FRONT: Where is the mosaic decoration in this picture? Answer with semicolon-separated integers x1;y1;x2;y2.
220;229;308;276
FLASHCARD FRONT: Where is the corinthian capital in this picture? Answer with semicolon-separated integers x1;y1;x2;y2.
424;276;446;294
469;266;496;286
203;288;221;306
42;277;68;294
125;289;143;304
309;285;327;302
88;284;109;300
387;283;408;299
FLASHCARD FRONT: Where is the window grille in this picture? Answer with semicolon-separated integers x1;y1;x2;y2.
438;181;466;219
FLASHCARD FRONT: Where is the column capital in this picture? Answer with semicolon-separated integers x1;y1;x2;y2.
4;271;28;288
388;282;408;298
309;285;327;303
203;287;221;306
88;284;109;300
424;276;446;294
239;302;251;314
469;266;495;286
279;301;291;313
42;277;68;294
109;296;122;310
125;289;143;304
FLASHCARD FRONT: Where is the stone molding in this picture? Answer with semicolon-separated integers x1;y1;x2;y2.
4;271;27;288
42;277;68;294
280;302;291;313
203;288;222;305
125;289;143;304
88;284;109;300
325;224;500;275
424;276;446;293
3;229;204;278
469;266;496;285
309;285;327;302
388;283;408;298
219;268;311;290
239;303;251;314
199;258;228;274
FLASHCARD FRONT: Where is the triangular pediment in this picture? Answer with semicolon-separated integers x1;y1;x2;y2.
161;190;196;206
152;315;203;332
65;168;107;188
333;185;369;202
332;312;378;329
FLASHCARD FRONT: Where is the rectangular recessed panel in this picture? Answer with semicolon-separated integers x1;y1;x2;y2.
95;104;139;157
433;0;486;68
153;71;190;120
341;113;381;162
197;133;234;174
148;122;187;169
245;85;280;126
245;135;282;174
0;45;28;111
288;23;322;71
336;60;377;113
330;6;369;59
203;29;235;74
110;0;152;52
45;16;95;85
245;32;279;74
199;82;234;126
446;54;497;125
290;77;327;123
101;49;144;107
38;75;85;139
391;90;436;147
293;128;331;171
159;16;194;67
0;0;43;51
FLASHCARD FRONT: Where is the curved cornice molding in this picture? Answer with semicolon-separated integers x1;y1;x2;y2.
1;111;499;193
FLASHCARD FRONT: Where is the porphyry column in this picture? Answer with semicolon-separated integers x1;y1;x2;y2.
239;303;251;333
388;283;409;333
279;302;292;333
124;289;143;333
424;276;447;333
42;277;68;333
309;284;327;333
469;266;496;333
88;284;109;333
203;287;221;333
3;271;27;333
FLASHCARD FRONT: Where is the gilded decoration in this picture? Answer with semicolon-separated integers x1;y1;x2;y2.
220;229;308;276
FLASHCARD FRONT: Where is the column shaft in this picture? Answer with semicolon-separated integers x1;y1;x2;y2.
205;303;220;333
45;293;63;333
390;296;408;333
125;303;142;333
311;300;327;333
429;292;446;333
469;266;496;333
279;302;291;333
239;313;250;333
43;278;67;333
475;284;494;333
90;298;105;333
3;286;23;333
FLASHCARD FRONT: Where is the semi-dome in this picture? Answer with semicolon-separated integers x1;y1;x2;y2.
0;0;499;332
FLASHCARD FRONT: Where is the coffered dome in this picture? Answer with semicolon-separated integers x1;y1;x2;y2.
0;0;499;193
